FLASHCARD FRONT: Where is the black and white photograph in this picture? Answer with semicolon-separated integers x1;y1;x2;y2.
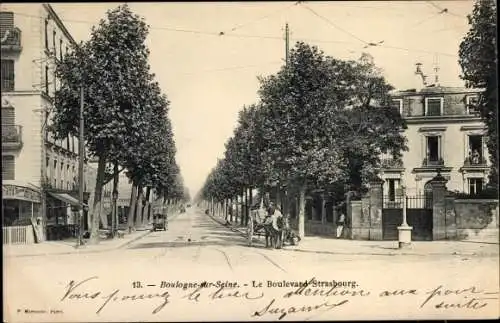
2;1;499;321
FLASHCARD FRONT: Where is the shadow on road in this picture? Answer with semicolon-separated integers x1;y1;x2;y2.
129;239;248;249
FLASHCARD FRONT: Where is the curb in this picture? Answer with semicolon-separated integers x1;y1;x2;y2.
205;212;498;257
5;229;154;258
116;229;153;249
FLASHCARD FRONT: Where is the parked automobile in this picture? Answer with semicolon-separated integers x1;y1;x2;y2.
152;213;167;231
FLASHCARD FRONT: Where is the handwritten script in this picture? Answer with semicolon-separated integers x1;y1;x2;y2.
58;276;499;319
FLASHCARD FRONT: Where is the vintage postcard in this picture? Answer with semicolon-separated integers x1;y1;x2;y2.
2;1;499;322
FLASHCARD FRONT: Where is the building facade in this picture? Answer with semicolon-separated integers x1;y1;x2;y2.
1;4;90;243
380;85;490;199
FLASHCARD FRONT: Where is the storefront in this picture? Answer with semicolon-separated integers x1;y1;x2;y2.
45;190;87;240
2;184;42;244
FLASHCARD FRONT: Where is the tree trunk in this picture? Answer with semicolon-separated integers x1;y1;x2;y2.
135;185;143;228
298;185;306;239
142;187;151;227
242;188;247;226
276;183;281;211
89;156;107;244
127;184;137;232
110;162;119;238
240;189;244;224
246;187;252;226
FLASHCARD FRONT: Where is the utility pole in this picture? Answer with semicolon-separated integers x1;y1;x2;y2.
77;85;85;247
285;23;290;67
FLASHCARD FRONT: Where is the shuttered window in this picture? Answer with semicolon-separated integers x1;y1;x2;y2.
1;107;14;125
45;65;49;95
1;60;14;91
2;155;15;180
0;11;14;39
44;18;49;49
52;30;56;56
59;39;63;60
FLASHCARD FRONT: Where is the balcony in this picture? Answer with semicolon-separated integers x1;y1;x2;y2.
1;27;22;52
464;156;487;166
2;125;23;150
422;157;444;167
380;158;404;169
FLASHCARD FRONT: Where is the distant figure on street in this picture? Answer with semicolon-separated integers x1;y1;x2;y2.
336;212;345;238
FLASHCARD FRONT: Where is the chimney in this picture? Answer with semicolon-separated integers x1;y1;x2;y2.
433;54;440;87
414;62;427;91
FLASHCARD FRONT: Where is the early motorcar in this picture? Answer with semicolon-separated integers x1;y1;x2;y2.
152;213;167;231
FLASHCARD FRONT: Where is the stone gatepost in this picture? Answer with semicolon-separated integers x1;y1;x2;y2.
368;177;384;240
430;172;448;240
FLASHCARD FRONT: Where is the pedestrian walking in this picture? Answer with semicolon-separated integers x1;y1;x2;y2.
336;212;345;238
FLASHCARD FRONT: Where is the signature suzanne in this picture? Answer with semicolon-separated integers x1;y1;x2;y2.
252;298;349;320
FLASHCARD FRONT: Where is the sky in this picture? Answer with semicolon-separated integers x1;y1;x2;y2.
47;1;475;198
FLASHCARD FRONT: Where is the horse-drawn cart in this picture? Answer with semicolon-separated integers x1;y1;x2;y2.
247;200;300;249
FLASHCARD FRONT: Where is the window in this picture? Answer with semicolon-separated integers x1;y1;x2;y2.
1;60;15;91
53;160;57;183
44;65;49;95
59;39;63;60
0;11;14;39
44;19;49;50
52;30;56;56
467;135;484;164
66;136;70;150
426;135;441;163
425;97;443;116
468;178;484;195
391;99;403;115
46;157;50;179
60;162;64;183
2;155;15;180
466;95;480;115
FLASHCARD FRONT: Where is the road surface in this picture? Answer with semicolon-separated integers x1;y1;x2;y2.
4;206;499;322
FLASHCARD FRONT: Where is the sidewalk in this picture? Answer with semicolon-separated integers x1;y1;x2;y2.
3;228;152;258
206;211;499;257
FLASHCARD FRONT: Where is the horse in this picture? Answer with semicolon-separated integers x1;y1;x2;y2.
261;208;287;249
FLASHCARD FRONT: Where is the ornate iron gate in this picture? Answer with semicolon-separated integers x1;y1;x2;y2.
382;195;433;241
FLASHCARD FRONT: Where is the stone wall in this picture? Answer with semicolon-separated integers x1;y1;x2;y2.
305;221;336;236
453;199;498;240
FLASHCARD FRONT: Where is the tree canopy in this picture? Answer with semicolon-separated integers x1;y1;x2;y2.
52;4;188;240
199;42;407;237
459;0;498;189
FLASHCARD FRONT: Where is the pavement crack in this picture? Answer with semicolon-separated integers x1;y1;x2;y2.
254;250;287;273
212;247;233;272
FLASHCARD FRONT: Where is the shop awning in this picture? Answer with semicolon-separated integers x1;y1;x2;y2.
48;192;87;207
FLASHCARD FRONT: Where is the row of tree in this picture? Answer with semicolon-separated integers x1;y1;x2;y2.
198;42;408;238
50;5;189;243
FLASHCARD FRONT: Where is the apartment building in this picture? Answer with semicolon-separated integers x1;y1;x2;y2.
380;83;489;199
0;4;107;243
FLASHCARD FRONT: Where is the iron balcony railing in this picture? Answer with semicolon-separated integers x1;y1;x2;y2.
1;125;23;148
422;157;445;167
463;156;488;166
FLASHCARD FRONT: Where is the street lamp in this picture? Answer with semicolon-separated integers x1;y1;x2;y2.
397;185;413;249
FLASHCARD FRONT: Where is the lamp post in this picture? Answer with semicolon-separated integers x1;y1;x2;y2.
397;185;413;249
